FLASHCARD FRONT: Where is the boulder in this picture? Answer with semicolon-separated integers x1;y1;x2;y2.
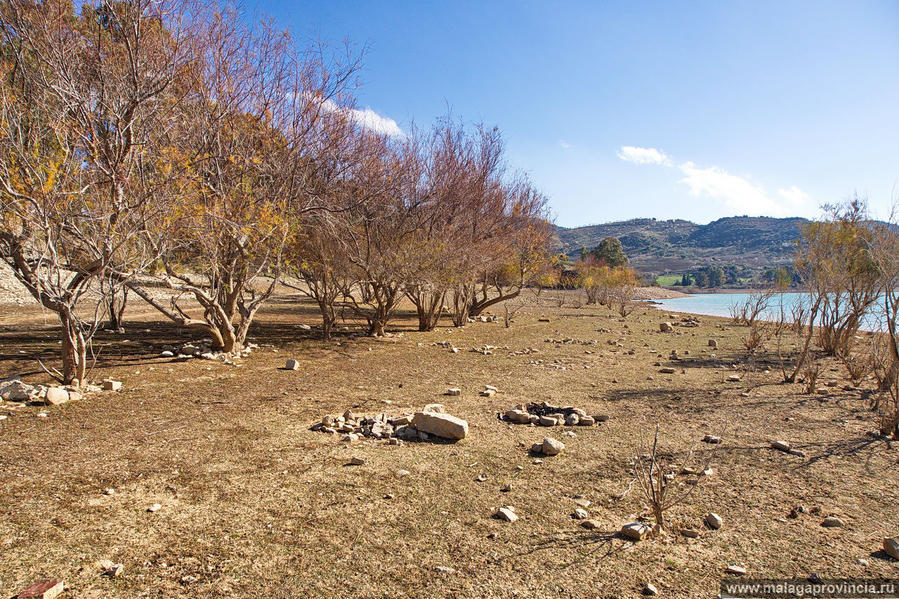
541;437;565;456
883;537;899;560
44;387;69;406
620;522;650;541
411;411;468;440
494;506;518;522
505;409;531;424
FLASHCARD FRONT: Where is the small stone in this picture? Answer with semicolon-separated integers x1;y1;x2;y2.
341;433;359;443
160;350;174;357
821;516;844;528
573;498;591;508
620;522;651;541
564;413;580;426
349;457;365;466
725;565;747;575
15;580;64;599
705;513;723;529
476;474;488;482
857;558;870;567
147;503;162;513
395;469;411;477
435;566;457;574
541;437;565;456
708;339;718;348
538;415;558;426
884;537;899;560
659;367;676;374
101;379;122;391
681;528;700;538
572;508;588;520
771;440;792;452
284;359;299;370
299;324;312;331
103;563;124;578
479;389;496;397
104;488;115;496
660;322;673;332
580;519;601;530
642;583;659;596
445;388;461;396
423;403;446;414
494;506;518;522
702;434;722;444
727;374;741;383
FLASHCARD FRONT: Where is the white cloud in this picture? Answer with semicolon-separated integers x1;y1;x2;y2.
348;106;404;138
318;97;404;137
618;143;813;217
617;145;671;166
559;140;572;150
677;162;812;217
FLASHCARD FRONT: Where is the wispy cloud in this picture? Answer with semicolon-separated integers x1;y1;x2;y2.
559;140;572;150
617;145;671;166
618;145;813;217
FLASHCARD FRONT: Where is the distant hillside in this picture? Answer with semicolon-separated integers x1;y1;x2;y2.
555;216;808;276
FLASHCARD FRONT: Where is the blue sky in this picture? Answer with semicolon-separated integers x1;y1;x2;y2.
249;1;899;227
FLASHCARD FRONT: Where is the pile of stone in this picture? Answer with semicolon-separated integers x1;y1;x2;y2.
502;402;608;427
0;377;90;406
543;337;598;346
311;404;468;442
158;340;258;362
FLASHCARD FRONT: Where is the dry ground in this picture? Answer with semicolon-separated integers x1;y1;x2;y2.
0;292;897;598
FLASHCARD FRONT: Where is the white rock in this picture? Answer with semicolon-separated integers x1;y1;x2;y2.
102;380;122;392
445;388;461;396
411;411;468;440
44;387;69;406
541;437;565;456
422;403;445;414
705;513;723;529
771;440;792;452
147;503;162;513
642;583;659;596
620;522;651;541
725;564;747;575
494;506;518;522
505;409;531;424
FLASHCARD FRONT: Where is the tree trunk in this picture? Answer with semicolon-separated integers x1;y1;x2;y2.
59;311;86;387
106;287;128;330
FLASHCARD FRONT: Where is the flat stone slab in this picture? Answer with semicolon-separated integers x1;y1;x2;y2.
411;411;468;440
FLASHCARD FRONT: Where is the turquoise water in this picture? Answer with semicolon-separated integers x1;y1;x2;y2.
651;292;885;331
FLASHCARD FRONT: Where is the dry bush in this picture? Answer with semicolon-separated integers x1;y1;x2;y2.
631;425;713;535
802;363;821;394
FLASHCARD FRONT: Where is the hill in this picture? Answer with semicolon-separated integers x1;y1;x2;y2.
555;216;808;278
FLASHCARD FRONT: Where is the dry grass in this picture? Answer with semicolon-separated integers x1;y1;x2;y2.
0;293;897;598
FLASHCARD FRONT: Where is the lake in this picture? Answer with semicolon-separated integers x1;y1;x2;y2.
650;292;886;331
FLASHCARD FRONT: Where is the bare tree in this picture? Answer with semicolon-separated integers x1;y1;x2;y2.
127;10;360;352
0;0;199;384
